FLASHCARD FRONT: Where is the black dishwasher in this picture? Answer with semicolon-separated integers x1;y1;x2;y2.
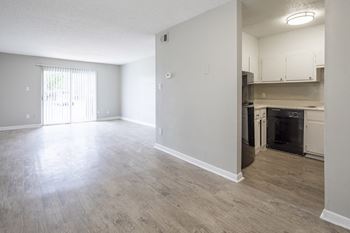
267;108;304;155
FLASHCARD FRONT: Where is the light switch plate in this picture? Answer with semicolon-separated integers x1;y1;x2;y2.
158;83;163;90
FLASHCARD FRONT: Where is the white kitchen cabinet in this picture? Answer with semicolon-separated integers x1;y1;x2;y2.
254;117;261;153
286;52;316;82
258;25;324;83
261;116;267;149
315;50;325;67
242;32;260;82
242;56;260;83
304;110;324;159
242;54;250;73
254;108;267;154
261;53;318;83
261;57;285;82
250;56;260;82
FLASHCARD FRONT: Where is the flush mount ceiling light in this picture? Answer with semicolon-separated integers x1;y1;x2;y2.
287;11;315;26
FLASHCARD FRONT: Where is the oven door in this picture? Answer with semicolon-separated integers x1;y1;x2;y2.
267;109;304;155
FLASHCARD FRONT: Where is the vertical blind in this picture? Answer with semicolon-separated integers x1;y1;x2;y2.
42;66;97;125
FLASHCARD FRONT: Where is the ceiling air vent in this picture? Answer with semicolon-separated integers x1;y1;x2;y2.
160;33;169;43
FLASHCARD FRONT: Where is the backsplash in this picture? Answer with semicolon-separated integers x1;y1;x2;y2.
253;68;324;103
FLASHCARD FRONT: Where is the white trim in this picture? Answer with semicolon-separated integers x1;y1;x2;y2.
97;116;121;121
154;143;244;183
321;209;350;230
120;117;156;128
0;124;42;132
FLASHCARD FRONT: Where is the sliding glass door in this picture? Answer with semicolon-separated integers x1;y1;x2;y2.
42;67;96;125
43;68;71;125
71;69;97;123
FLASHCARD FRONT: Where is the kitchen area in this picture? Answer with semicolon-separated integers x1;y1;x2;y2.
241;1;325;169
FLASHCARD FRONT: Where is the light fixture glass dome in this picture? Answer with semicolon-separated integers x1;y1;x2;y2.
287;12;315;26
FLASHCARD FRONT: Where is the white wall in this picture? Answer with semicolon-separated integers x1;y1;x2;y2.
259;25;325;66
0;53;121;127
121;57;156;127
323;0;350;226
156;1;242;177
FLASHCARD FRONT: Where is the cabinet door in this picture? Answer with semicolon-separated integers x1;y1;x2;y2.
305;121;324;155
315;50;325;67
242;54;250;72
261;57;285;82
286;52;315;81
261;117;267;148
250;56;260;82
254;119;261;150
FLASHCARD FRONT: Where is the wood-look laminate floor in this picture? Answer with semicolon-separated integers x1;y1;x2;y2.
0;121;348;233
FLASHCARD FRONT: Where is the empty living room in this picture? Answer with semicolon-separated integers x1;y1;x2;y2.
0;0;349;232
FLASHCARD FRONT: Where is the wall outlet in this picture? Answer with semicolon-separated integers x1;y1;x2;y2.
25;86;30;92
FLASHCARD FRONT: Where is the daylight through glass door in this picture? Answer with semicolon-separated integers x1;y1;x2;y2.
43;67;96;125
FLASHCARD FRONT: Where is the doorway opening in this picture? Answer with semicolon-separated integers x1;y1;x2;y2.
42;67;97;125
240;0;326;218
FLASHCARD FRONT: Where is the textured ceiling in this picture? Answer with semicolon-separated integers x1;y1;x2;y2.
242;0;325;38
0;0;231;64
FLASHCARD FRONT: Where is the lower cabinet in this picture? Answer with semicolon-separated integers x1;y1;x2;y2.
254;108;267;154
304;110;324;159
261;116;267;149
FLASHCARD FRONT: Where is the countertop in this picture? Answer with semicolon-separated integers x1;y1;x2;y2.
254;104;324;111
244;100;325;111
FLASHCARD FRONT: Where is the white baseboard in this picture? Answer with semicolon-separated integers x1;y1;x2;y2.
97;116;121;121
154;143;244;183
0;124;42;132
321;209;350;230
120;117;156;128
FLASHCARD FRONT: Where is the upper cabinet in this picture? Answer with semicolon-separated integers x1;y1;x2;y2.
250;24;325;84
315;50;325;67
260;52;318;83
242;53;250;73
261;56;285;82
249;56;259;81
242;32;260;83
286;51;316;82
